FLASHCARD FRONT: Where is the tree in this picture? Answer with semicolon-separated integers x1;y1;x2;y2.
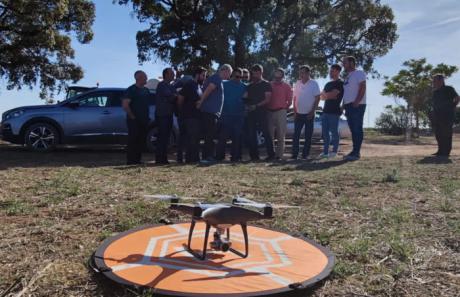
117;0;397;76
375;105;409;135
382;58;458;134
0;0;95;98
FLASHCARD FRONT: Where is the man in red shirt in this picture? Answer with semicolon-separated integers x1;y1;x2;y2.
267;68;293;160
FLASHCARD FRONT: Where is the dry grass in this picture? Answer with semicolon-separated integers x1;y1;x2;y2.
0;141;459;296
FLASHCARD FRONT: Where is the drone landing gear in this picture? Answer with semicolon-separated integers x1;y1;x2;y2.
187;220;249;260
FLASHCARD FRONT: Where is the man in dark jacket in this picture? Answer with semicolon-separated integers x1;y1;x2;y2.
431;74;460;157
122;70;151;165
155;67;177;164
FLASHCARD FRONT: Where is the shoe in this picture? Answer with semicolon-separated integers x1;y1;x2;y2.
329;152;337;158
156;160;170;165
200;157;217;164
431;152;440;156
290;155;298;160
318;153;329;159
264;155;275;161
344;154;360;161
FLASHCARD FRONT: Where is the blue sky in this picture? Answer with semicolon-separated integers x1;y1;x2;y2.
1;0;459;127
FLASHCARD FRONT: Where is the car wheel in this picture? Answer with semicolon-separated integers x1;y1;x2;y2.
24;123;59;152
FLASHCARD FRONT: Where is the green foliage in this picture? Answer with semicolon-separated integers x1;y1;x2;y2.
117;0;398;76
0;0;95;98
375;105;409;135
382;58;458;130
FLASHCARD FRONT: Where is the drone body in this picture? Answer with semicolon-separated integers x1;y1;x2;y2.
144;194;296;260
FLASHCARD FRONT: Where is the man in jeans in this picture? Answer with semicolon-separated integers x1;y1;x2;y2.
177;67;207;163
292;65;320;160
122;70;151;165
155;67;177;164
267;68;293;160
246;64;275;161
216;68;246;162
431;74;460;157
196;64;232;163
320;64;344;158
342;56;366;161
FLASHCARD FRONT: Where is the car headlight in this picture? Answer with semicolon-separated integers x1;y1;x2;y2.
5;110;25;120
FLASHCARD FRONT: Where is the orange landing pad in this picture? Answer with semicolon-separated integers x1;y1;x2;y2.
92;223;334;296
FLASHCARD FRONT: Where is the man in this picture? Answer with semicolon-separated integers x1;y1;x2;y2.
431;74;460;157
292;65;321;160
177;67;207;163
196;64;232;162
122;70;151;165
242;68;250;84
267;68;293;160
320;64;344;158
342;56;367;161
155;67;177;164
216;68;247;162
246;64;275;161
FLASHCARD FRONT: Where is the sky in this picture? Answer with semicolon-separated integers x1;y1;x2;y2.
0;0;459;127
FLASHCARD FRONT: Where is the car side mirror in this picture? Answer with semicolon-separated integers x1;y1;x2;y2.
67;101;79;109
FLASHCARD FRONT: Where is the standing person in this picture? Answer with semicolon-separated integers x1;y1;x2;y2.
291;65;321;160
122;70;151;165
320;64;344;158
177;67;207;163
172;68;187;163
196;64;232;163
342;56;367;161
155;67;177;165
246;64;275;161
431;74;460;157
242;68;250;84
267;68;293;160
216;68;247;162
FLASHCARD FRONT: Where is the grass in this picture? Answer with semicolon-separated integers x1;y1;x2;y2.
0;143;459;296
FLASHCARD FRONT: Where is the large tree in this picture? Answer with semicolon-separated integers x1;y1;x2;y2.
117;0;397;76
382;58;458;132
0;0;95;98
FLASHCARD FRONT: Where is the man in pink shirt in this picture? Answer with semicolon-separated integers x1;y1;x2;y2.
267;68;293;159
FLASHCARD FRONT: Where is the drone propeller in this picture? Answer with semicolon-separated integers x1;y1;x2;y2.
144;194;200;202
233;202;301;209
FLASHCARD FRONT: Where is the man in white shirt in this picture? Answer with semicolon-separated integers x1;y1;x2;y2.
292;65;321;159
342;56;367;161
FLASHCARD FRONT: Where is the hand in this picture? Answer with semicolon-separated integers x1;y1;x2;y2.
247;104;256;112
196;99;204;108
307;112;315;120
352;101;360;108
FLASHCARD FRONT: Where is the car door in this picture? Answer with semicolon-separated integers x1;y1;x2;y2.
63;92;112;143
105;91;128;143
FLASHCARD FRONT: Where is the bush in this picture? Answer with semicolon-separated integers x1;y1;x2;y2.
375;105;409;135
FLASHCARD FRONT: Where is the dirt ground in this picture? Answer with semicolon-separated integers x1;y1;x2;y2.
0;133;459;297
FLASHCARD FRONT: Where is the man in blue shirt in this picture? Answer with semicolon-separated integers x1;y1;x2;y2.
216;68;247;162
196;64;232;162
155;67;177;164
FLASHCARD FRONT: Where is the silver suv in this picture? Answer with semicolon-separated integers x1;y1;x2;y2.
1;87;166;152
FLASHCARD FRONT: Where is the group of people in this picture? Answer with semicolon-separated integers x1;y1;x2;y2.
121;56;458;165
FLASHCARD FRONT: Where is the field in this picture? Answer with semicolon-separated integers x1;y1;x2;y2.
0;135;459;296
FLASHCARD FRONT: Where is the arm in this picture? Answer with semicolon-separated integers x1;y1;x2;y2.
196;83;216;108
454;96;460;106
286;86;293;108
177;94;185;109
308;95;321;119
321;89;340;100
122;98;136;120
293;96;297;115
257;91;272;107
352;81;366;107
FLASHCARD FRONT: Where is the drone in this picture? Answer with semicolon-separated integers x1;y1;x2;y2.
144;194;300;260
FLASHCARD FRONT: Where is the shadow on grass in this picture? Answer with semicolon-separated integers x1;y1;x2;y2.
417;156;453;164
